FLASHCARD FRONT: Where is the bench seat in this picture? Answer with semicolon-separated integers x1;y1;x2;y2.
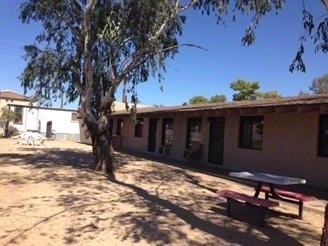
217;190;279;207
260;186;316;201
260;186;316;219
217;190;279;222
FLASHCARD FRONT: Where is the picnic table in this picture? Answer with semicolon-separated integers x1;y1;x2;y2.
12;131;48;146
228;171;316;219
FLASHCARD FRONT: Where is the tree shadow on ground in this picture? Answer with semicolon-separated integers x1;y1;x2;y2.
0;146;322;245
106;175;313;246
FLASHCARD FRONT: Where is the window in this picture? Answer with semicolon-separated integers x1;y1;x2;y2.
14;106;23;124
318;115;328;157
134;118;144;138
186;117;202;148
161;118;173;146
239;116;264;150
116;119;123;136
71;112;78;121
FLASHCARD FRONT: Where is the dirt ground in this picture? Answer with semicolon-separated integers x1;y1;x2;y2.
0;139;326;246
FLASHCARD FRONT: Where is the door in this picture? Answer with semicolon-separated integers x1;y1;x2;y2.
46;121;52;138
208;117;225;164
147;118;157;152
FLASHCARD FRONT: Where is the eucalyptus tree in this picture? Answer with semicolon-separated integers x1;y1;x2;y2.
19;0;328;175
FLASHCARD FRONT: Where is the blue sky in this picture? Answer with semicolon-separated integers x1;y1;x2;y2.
0;1;327;109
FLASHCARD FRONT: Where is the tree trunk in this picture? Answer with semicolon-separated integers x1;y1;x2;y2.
321;203;328;246
87;114;114;175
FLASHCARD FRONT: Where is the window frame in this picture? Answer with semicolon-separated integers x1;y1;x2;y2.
239;116;264;150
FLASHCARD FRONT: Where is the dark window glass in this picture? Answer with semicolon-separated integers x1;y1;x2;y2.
71;112;77;121
14;106;23;124
318;115;328;157
117;119;123;136
134;118;143;138
239;116;264;150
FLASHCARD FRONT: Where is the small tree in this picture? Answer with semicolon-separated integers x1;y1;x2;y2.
257;90;282;99
0;107;17;138
189;96;209;105
309;74;328;95
230;79;260;101
209;94;227;103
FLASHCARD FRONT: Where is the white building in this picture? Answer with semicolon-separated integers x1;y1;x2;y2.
8;104;80;141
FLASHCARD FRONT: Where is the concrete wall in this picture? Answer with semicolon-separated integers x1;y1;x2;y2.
114;111;328;190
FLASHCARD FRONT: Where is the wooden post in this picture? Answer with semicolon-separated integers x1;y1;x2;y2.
321;203;328;246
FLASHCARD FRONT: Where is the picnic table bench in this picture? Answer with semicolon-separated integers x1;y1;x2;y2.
217;189;279;223
259;186;316;219
229;171;316;219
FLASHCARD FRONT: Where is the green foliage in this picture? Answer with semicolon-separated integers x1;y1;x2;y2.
189;96;209;105
309;74;328;94
209;94;227;103
0;107;17;122
257;90;282;99
17;0;328;173
18;1;328;111
298;90;311;96
289;1;328;72
230;79;260;101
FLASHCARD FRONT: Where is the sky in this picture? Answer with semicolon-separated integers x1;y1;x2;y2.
0;0;328;109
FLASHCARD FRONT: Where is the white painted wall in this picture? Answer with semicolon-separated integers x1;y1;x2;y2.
13;106;79;138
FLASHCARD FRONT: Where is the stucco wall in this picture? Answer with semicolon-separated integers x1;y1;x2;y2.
116;111;328;189
223;112;327;188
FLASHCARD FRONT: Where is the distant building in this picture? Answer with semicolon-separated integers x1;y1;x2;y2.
7;104;80;141
110;94;328;190
0;90;79;141
0;89;30;109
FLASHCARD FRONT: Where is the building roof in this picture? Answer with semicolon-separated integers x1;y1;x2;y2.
112;94;328;116
0;90;29;101
7;103;77;112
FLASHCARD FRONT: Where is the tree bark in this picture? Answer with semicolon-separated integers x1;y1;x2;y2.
321;203;328;246
87;113;114;175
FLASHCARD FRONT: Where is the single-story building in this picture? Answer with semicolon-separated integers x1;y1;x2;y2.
110;94;328;190
8;104;80;141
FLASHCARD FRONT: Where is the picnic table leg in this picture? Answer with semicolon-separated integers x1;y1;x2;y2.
299;201;303;219
254;182;263;197
227;198;232;217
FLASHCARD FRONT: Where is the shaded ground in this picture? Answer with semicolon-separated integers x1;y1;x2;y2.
0;139;326;246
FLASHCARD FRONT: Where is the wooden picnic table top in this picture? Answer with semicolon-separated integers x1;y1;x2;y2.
229;171;306;186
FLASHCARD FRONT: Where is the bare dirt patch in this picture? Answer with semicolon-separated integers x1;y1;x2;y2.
0;139;326;245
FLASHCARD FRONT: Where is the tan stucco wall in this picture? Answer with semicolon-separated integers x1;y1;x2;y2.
115;111;328;189
0;99;30;110
223;112;327;189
